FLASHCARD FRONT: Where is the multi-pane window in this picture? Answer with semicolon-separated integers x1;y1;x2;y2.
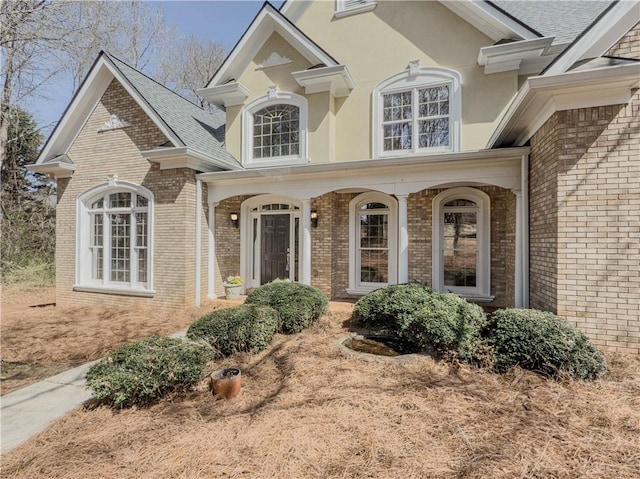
86;190;150;288
382;84;450;153
359;202;389;284
253;104;300;159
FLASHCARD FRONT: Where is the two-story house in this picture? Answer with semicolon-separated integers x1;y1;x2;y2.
31;0;640;353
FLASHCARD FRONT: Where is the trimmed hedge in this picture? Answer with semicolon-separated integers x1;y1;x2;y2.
353;283;435;331
86;335;212;409
405;293;486;361
485;309;606;380
353;284;487;362
245;281;328;333
186;304;279;356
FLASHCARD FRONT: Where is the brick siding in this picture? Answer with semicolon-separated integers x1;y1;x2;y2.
57;79;201;311
606;21;640;59
529;93;640;353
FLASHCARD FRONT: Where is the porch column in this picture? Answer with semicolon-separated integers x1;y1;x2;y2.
514;190;523;308
397;194;409;283
301;198;312;285
207;201;219;299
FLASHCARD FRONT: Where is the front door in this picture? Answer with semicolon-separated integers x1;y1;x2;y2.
261;214;290;283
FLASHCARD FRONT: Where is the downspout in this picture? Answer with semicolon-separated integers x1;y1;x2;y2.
522;153;530;308
195;178;202;307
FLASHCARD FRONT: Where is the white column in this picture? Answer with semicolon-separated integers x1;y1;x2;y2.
207;201;219;299
514;189;523;308
301;198;312;285
397;194;409;284
195;180;202;307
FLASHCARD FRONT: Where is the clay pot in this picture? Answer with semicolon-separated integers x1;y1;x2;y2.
210;367;241;399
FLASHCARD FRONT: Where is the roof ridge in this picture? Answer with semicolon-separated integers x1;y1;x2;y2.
104;52;207;112
483;0;543;38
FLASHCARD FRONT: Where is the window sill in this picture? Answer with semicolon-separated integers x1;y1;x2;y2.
447;292;495;303
346;287;384;296
73;285;156;298
243;157;310;169
334;2;376;18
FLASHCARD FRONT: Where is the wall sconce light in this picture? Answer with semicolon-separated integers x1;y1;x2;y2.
229;212;239;228
310;210;318;228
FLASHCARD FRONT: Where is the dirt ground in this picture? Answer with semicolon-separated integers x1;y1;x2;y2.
1;291;639;479
0;285;227;395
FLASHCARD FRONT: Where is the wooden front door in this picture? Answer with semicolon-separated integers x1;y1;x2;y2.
261;214;290;283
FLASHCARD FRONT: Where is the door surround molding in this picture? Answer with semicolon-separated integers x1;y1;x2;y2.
240;195;302;289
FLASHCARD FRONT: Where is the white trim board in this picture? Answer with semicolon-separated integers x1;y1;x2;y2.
35;54;181;166
204;3;339;89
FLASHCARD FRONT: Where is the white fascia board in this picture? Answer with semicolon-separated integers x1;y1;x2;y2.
198;147;530;183
292;65;355;97
478;37;555;74
488;63;640;147
440;0;537;42
35;58;114;165
279;0;311;23
142;147;241;172
27;161;77;179
207;4;338;88
199;148;528;203
197;81;250;107
36;56;181;166
545;1;640;75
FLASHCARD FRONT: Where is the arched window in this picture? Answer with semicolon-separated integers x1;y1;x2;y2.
348;192;398;294
373;66;461;158
243;91;308;167
432;187;491;300
76;182;153;295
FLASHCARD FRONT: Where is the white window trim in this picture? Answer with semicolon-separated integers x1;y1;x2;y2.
75;181;154;296
347;192;398;295
372;66;461;159
242;91;309;168
432;187;492;301
335;0;377;18
240;194;303;290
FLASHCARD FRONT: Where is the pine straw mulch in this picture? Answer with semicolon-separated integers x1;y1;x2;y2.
0;286;230;395
2;311;639;479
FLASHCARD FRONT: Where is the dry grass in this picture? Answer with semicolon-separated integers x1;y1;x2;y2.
0;285;227;395
2;307;639;479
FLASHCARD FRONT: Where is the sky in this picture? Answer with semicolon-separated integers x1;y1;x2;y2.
30;0;285;137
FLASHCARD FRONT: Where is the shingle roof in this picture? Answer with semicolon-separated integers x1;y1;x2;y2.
107;54;240;168
488;0;614;44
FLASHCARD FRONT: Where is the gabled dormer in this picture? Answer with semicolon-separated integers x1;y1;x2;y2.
198;3;354;168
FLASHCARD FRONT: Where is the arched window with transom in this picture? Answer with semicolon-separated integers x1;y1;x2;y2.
76;182;154;296
348;192;398;294
243;91;308;168
432;187;491;300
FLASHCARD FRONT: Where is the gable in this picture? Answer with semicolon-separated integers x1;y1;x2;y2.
237;31;314;96
66;79;169;180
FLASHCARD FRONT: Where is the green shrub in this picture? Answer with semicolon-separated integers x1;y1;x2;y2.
186;304;278;356
404;292;486;361
353;284;487;362
485;309;606;380
353;283;435;331
245;281;328;333
86;335;212;409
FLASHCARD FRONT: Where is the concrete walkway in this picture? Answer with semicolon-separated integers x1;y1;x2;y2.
1;361;96;455
0;302;354;456
0;328;189;456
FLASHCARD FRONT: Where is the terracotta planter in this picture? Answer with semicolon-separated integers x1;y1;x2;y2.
210;368;241;399
223;283;242;299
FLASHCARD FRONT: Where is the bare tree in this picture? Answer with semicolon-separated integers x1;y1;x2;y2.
1;0;173;179
156;35;226;108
